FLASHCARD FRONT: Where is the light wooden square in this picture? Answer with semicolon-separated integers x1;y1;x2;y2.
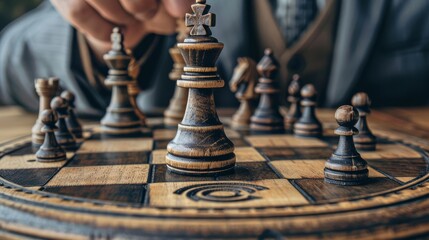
246;135;327;148
224;128;241;139
235;147;265;162
271;160;385;179
148;179;308;208
46;164;149;187
78;138;153;153
151;149;168;164
361;144;421;159
0;154;72;170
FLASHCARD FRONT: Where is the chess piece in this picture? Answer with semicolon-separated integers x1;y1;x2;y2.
229;57;259;129
101;27;142;136
294;84;322;138
128;80;147;126
32;77;59;147
284;74;302;132
166;0;236;175
250;49;284;132
51;97;77;151
352;92;377;151
324;105;368;185
164;19;190;127
35;109;66;162
60;91;83;139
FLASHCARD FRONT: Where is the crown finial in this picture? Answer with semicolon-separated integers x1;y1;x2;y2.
185;0;216;36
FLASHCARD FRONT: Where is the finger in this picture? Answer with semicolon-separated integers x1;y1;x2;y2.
51;0;114;42
85;0;137;25
145;3;176;35
162;0;194;18
120;0;159;21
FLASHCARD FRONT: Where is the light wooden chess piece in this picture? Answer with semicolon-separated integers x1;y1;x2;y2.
32;77;59;147
164;19;190;127
166;0;236;175
229;57;259;129
284;74;302;132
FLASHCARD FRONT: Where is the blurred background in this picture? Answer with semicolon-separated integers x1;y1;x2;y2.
0;0;42;30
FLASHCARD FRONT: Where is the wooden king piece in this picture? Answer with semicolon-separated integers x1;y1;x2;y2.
166;0;236;175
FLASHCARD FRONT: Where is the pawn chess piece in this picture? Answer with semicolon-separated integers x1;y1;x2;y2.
51;97;77;151
36;109;66;162
164;19;189;127
101;27;142;136
229;57;259;129
284;74;302;132
294;84;322;138
324;105;369;186
250;49;284;132
166;0;236;175
352;92;377;151
60;91;83;139
32;77;59;147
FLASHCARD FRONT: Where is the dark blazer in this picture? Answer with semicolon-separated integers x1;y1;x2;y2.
1;0;429;116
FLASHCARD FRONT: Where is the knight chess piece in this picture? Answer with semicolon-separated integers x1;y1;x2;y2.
250;49;284;132
324;105;369;186
32;77;59;147
51;97;77;151
229;57;259;129
166;0;236;175
284;74;302;132
294;84;322;138
35;109;66;162
164;19;189;127
60;91;83;139
352;92;377;151
101;27;142;136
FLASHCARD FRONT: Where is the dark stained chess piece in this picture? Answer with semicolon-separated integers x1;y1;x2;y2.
284;74;302;132
324;105;369;186
166;0;236;175
294;84;322;138
352;92;377;151
60;91;83;139
164;19;190;127
32;77;59;147
101;27;142;136
250;49;284;132
51;97;77;151
36;109;66;162
229;57;259;129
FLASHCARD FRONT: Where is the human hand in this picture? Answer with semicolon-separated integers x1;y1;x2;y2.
51;0;194;60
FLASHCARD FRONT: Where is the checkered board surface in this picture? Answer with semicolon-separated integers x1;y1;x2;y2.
0;116;427;208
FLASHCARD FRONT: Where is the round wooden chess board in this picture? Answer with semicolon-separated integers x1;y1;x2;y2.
0;111;429;239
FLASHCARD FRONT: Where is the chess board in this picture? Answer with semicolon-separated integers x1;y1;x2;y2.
0;110;429;239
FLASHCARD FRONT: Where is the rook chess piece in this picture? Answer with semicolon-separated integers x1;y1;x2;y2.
294;84;322;137
36;109;66;162
229;57;259;129
324;105;368;185
32;77;59;147
164;19;190;127
61;91;83;139
51;97;77;151
101;27;142;136
166;0;236;175
352;92;376;151
250;49;284;132
284;74;302;132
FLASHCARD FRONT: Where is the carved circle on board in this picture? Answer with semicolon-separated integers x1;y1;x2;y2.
174;182;269;202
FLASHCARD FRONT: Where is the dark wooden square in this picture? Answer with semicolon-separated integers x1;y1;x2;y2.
0;168;59;187
154;140;170;150
151;165;214;183
368;158;428;178
216;162;280;181
68;152;149;167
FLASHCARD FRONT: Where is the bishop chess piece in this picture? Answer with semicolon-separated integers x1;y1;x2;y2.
51;97;77;151
250;49;284;132
35;109;66;162
60;91;83;139
101;27;142;136
324;105;369;185
166;0;236;175
32;77;59;147
352;92;377;151
294;84;322;138
164;19;189;127
284;74;302;132
229;57;259;129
